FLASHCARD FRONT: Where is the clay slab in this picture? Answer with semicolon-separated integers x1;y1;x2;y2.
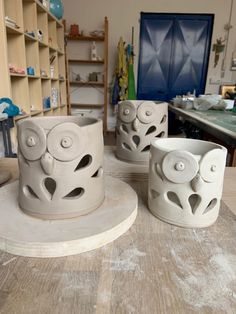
0;176;137;258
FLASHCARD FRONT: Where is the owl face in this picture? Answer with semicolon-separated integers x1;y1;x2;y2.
148;138;227;228
17;117;104;219
116;101;168;163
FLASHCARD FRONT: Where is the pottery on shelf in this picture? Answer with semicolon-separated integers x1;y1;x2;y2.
17;116;104;219
148;138;227;228
116;101;168;164
49;0;64;20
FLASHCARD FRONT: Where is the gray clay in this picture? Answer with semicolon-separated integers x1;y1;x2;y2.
17;116;104;219
148;138;227;228
116;101;168;164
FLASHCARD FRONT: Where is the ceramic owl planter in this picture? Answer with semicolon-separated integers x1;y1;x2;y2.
148;138;227;228
116;101;168;164
17;116;104;219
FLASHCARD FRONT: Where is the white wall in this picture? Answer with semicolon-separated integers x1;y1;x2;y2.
63;0;236;127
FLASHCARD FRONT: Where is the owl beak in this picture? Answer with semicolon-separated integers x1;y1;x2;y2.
191;174;204;192
40;152;55;175
132;118;140;132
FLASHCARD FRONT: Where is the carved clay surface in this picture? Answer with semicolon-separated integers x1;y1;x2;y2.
148;138;227;228
0;176;137;257
17;116;104;219
116;101;168;164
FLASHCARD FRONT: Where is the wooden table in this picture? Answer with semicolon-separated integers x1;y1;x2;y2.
169;104;236;166
0;155;236;314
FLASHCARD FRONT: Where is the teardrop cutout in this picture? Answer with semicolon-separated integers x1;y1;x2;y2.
189;194;201;214
122;143;132;151
75;155;92;171
161;115;167;124
44;178;56;199
23;185;39;199
146;125;156;135
92;167;103;178
121;124;129;133
167;191;183;209
132;135;140;147
203;198;217;214
141;145;150;152
150;189;160;199
63;188;84;199
155;131;165;138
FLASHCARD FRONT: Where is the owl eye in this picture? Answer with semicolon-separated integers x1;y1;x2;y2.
199;148;226;182
162;150;199;183
47;123;85;161
118;101;136;123
137;101;156;123
18;121;46;161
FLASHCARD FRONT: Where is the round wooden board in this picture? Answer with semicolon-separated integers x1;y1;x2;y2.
0;170;11;185
0;176;137;258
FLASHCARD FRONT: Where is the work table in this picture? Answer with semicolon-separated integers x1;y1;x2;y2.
0;151;236;314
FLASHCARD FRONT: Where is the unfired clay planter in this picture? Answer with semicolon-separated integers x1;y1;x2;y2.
148;138;227;228
116;101;168;164
17;116;104;219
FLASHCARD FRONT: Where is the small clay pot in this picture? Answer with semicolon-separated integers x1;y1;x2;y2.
116;101;168;164
148;138;227;228
17;116;104;219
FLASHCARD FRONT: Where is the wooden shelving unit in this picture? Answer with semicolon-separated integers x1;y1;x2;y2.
66;17;108;131
0;0;68;147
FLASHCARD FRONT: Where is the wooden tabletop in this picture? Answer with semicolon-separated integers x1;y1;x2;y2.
0;156;236;313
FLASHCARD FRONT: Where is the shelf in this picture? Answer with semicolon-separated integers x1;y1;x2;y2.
67;35;104;42
30;110;42;116
35;0;63;27
24;33;37;41
10;73;27;77
43;108;51;112
28;75;40;79
1;0;68;142
6;24;23;35
70;81;104;87
71;103;104;109
68;59;104;64
67;17;108;131
14;114;30;121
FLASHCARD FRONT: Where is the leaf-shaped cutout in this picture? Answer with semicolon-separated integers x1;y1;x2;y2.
188;194;201;214
150;189;160;199
44;177;56;199
23;185;39;199
92;167;103;178
63;187;84;199
75;155;92;171
203;198;217;214
141;145;150;152
146;125;156;135
161;115;167;124
116;127;120;135
132;135;140;147
156;131;165;138
167;191;183;209
122;143;132;151
121;124;129;133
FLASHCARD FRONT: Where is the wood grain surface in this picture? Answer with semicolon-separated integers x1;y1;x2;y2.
0;156;236;313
